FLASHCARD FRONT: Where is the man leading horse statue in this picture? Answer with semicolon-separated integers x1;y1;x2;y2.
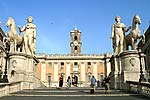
111;15;145;55
5;16;36;56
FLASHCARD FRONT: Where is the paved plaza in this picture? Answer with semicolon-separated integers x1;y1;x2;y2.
0;87;149;100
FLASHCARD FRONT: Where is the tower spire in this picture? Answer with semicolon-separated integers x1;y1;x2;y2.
70;26;82;55
74;25;77;30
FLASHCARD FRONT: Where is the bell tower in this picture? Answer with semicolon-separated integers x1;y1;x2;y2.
70;26;82;55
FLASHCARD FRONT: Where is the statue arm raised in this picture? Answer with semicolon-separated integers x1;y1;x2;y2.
125;26;131;32
18;25;26;32
121;23;131;33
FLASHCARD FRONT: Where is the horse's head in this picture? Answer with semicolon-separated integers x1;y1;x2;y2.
133;15;141;25
6;17;14;27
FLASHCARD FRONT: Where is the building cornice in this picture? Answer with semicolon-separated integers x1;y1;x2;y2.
36;53;112;61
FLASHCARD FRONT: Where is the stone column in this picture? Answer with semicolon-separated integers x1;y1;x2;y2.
54;62;58;82
41;62;46;82
66;62;70;80
81;62;85;81
93;62;97;79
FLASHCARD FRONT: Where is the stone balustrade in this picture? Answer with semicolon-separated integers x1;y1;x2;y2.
0;81;33;97
36;53;110;58
36;53;112;60
126;81;150;97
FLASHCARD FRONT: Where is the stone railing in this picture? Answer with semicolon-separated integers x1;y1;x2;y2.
0;81;33;97
33;75;46;88
126;81;150;97
36;53;108;58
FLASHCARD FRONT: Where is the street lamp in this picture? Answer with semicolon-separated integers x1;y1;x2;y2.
138;48;146;82
2;40;9;83
104;54;107;77
0;51;3;82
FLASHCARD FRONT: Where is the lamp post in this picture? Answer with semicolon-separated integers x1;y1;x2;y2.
138;48;146;82
0;51;3;82
104;54;107;77
2;41;9;83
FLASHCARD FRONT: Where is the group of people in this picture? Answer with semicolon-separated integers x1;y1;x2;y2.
59;75;110;93
90;76;110;94
58;75;78;89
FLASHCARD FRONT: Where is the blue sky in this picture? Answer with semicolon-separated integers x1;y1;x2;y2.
0;0;150;54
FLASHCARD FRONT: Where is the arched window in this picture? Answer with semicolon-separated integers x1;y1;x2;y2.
75;46;77;50
74;36;78;41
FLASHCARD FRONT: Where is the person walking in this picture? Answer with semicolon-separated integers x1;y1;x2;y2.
97;80;100;87
66;76;71;90
104;76;110;94
90;76;96;94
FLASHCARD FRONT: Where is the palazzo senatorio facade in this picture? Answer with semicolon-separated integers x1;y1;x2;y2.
36;27;112;87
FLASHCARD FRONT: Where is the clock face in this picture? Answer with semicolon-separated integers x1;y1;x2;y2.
74;41;78;46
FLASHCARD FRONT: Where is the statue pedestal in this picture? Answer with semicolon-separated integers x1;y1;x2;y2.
110;50;146;89
7;53;40;88
109;55;122;89
120;51;140;82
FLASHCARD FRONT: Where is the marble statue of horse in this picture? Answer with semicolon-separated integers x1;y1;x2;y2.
6;17;23;52
125;15;145;50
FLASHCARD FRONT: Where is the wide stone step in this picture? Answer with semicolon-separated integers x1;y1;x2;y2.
9;89;138;96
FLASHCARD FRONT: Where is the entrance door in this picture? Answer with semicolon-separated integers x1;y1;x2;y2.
48;75;51;87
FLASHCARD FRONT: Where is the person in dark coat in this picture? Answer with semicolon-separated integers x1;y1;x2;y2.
74;75;78;87
59;75;63;88
104;76;110;94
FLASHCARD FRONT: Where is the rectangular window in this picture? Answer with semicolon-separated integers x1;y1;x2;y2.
41;61;45;64
48;62;52;67
87;62;91;66
99;62;103;67
74;62;78;65
61;62;64;66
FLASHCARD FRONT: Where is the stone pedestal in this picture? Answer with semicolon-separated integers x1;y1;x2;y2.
110;50;146;89
109;55;122;89
120;50;141;82
7;52;40;88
